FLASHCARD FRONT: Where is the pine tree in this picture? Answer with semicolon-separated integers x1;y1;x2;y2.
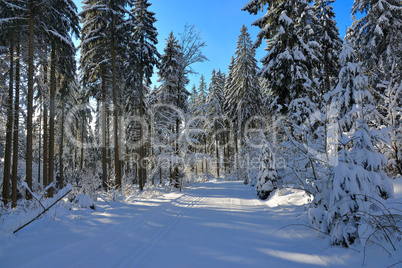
243;0;319;114
225;26;262;179
348;0;401;177
333;42;371;132
226;25;262;137
313;0;343;96
195;74;208;108
328;121;394;246
127;0;159;191
0;1;15;205
44;0;79;196
348;0;401;86
207;69;226;178
157;32;188;187
189;84;198;110
80;0;129;190
256;139;278;199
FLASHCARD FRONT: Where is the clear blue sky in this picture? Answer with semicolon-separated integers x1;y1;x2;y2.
73;0;356;90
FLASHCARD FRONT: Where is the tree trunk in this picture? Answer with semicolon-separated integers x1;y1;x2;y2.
159;167;162;185
107;109;112;184
138;66;146;191
38;102;41;184
48;40;56;197
3;34;14;206
43;100;48;188
173;84;180;188
58;104;65;188
12;41;20;208
235;136;240;179
215;123;220;178
101;70;108;191
26;0;35;200
111;18;121;189
126;146;130;177
80;116;85;170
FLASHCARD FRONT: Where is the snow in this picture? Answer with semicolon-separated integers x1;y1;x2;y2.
0;180;401;267
394;176;402;198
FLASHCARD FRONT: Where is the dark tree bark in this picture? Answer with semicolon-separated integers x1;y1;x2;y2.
26;0;35;200
58;103;65;188
101;69;108;191
43;96;48;188
12;41;21;208
48;40;56;197
111;17;121;189
3;34;14;206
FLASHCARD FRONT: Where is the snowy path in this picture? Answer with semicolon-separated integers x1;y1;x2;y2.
0;180;398;267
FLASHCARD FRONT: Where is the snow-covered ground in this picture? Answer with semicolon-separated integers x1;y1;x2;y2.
1;179;401;267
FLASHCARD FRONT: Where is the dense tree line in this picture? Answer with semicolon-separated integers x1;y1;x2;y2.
243;0;401;247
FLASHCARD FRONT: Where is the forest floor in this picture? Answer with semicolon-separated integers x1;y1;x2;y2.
0;179;401;267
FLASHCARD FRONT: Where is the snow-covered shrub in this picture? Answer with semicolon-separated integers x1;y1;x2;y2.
328;122;394;246
256;140;278;200
65;169;100;203
74;194;96;210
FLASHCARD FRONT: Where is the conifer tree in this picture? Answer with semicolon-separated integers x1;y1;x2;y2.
313;0;343;96
196;74;208;108
348;0;401;86
328;121;394;246
157;32;188;187
225;26;262;179
226;26;262;137
207;70;226;177
348;0;401;176
189;84;198;110
80;0;129;189
256;139;278;199
128;0;159;191
44;0;79;196
243;0;319;114
333;42;371;132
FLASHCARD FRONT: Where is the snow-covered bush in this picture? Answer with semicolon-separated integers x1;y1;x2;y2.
74;194;96;210
256;140;278;200
328;121;394;246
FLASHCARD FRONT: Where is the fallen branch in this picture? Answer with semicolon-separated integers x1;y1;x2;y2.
13;185;72;234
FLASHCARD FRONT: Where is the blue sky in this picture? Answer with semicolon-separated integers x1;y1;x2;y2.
74;0;356;89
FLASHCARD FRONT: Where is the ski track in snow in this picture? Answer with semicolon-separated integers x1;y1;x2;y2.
0;180;401;268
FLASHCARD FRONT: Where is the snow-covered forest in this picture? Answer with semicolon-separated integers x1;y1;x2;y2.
0;0;401;266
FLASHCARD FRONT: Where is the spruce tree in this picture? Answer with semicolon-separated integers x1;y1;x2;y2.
348;0;401;85
256;139;278;199
348;0;401;176
313;0;343;96
80;0;129;189
328;121;394;246
157;32;188;187
243;0;319;114
226;25;262;138
207;69;226;178
128;0;159;191
225;26;262;180
44;0;79;196
333;42;371;132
